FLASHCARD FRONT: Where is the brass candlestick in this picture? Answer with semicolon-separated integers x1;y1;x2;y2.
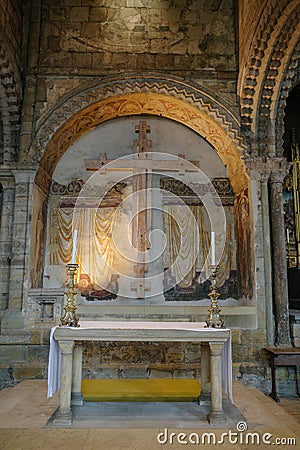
206;265;224;328
60;263;80;327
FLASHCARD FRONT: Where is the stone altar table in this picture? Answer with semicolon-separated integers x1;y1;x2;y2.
49;321;231;426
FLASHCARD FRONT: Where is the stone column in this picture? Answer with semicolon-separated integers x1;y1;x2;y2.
208;342;226;425
1;170;35;338
269;170;291;347
0;178;15;312
8;170;35;310
71;344;83;406
261;172;275;345
53;340;74;426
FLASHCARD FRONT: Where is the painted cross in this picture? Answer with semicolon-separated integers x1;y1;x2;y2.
85;121;199;298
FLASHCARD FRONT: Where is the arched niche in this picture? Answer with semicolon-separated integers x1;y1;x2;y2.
29;91;253;304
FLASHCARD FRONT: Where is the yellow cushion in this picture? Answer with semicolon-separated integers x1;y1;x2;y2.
81;378;201;402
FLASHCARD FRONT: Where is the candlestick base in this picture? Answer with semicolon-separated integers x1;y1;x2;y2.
60;263;80;327
206;265;224;328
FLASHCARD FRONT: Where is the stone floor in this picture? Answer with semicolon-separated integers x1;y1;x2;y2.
0;380;299;449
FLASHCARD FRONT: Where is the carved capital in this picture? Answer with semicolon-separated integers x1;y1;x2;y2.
209;342;224;356
58;340;74;355
246;157;291;184
260;172;270;183
245;157;272;181
270;172;287;185
269;158;290;184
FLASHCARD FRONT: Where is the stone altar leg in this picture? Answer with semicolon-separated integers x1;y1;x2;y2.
53;340;74;426
208;342;226;425
71;344;84;405
200;343;211;404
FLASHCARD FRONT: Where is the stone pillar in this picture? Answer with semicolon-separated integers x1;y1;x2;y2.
1;170;35;338
53;340;74;426
245;160;269;338
0;178;15;312
261;172;275;345
8;170;35;310
208;342;226;425
71;344;83;406
269;170;291;347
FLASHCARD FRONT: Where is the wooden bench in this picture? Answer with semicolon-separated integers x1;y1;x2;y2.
265;347;300;402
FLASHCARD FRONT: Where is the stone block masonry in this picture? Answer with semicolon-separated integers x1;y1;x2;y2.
39;0;237;82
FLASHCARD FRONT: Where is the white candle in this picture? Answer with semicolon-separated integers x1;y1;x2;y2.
71;230;78;264
286;228;289;243
211;231;216;266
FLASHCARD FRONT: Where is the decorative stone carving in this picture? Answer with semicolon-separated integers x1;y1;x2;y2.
239;0;300;155
275;40;300;155
50;179;84;195
0;36;22;162
30;85;248;194
50;179;127;208
30;76;243;160
161;177;201;197
160;177;234;206
212;178;234;196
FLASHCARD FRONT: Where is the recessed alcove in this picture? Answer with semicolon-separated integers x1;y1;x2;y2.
27;115;256;328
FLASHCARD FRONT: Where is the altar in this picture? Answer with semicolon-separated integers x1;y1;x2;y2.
48;321;231;426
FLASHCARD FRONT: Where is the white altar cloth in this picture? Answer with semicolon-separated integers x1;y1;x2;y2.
48;321;232;402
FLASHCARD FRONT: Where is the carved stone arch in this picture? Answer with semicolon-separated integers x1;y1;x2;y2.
0;36;21;162
275;41;300;155
0;105;3;163
29;76;249;194
239;0;299;154
257;11;300;156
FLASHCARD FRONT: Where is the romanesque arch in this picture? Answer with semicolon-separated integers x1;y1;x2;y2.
28;77;252;296
239;0;300;155
29;76;249;195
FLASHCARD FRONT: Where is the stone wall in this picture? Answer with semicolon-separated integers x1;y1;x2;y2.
39;0;236;77
82;341;201;380
22;0;238;148
0;0;22;69
0;0;22;163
